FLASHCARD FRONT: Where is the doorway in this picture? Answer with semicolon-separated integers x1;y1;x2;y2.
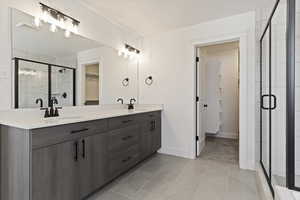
196;41;240;164
84;63;100;105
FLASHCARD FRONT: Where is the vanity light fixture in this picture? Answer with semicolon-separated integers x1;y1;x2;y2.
34;2;80;38
118;44;141;61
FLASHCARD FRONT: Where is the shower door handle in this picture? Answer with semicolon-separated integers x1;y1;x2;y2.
261;94;277;110
270;94;277;110
261;94;269;110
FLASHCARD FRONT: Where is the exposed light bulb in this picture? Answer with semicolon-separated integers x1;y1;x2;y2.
42;10;49;22
72;24;78;34
59;19;64;28
123;50;129;58
118;50;123;56
129;52;135;60
34;16;41;27
50;24;57;32
65;29;71;38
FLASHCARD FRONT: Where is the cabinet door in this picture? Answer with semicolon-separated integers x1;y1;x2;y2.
79;133;108;199
32;141;79;200
141;130;153;159
151;118;162;153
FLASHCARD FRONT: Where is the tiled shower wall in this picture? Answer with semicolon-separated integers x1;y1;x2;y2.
15;49;76;108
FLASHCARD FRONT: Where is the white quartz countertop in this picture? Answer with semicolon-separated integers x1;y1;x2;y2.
0;104;163;130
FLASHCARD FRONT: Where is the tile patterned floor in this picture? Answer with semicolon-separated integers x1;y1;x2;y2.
87;137;260;200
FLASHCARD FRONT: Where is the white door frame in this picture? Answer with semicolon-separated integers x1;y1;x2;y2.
77;59;103;106
193;32;252;169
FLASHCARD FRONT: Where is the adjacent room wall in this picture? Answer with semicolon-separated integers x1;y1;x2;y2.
0;0;142;109
85;64;99;102
201;42;239;139
139;12;256;169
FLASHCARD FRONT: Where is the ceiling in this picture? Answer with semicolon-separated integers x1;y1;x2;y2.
80;0;271;36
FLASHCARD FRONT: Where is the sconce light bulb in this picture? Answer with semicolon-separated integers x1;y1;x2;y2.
50;24;57;32
42;10;48;22
34;16;41;27
59;17;65;29
124;52;129;59
65;29;71;38
72;24;78;34
118;50;123;56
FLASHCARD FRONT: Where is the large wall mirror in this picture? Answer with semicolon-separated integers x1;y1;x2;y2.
11;8;139;109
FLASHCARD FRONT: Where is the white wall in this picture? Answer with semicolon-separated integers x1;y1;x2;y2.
201;42;239;139
0;0;142;109
139;12;256;169
77;47;138;105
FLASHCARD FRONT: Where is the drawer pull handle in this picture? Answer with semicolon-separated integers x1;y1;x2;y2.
122;135;133;141
74;141;79;161
122;119;133;124
122;156;132;163
82;139;86;159
71;128;89;134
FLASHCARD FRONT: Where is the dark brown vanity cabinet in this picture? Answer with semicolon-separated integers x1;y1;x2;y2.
1;111;161;200
140;112;162;159
32;132;109;200
32;140;80;200
78;133;109;199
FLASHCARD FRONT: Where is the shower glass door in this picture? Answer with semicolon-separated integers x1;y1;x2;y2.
17;59;49;108
15;58;76;108
51;67;75;107
261;25;271;184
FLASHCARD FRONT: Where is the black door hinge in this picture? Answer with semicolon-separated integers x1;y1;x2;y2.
196;136;199;141
196;57;200;62
196;96;199;102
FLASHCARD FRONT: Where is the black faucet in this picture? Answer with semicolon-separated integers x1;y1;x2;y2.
49;97;58;117
128;98;136;110
117;98;124;104
41;97;62;118
35;98;43;108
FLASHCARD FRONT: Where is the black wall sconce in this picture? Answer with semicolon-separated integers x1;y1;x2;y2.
145;76;153;86
122;78;129;87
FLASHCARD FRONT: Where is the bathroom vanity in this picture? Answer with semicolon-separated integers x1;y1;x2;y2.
0;107;162;200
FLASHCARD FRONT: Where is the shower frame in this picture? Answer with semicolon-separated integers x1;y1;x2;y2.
260;0;299;195
13;57;76;108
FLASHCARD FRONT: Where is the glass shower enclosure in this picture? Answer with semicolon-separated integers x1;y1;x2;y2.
14;57;76;109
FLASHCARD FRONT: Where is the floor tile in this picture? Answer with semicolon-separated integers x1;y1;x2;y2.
87;137;260;200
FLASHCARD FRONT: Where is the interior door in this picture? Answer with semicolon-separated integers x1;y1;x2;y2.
196;48;206;156
32;140;79;200
79;133;108;199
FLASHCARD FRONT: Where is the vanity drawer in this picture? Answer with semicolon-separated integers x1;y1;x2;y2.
31;120;108;149
139;111;161;122
108;125;139;152
108;145;140;179
108;115;137;130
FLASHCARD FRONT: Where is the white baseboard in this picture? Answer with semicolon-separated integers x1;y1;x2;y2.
158;147;194;159
213;132;238;139
198;138;205;154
